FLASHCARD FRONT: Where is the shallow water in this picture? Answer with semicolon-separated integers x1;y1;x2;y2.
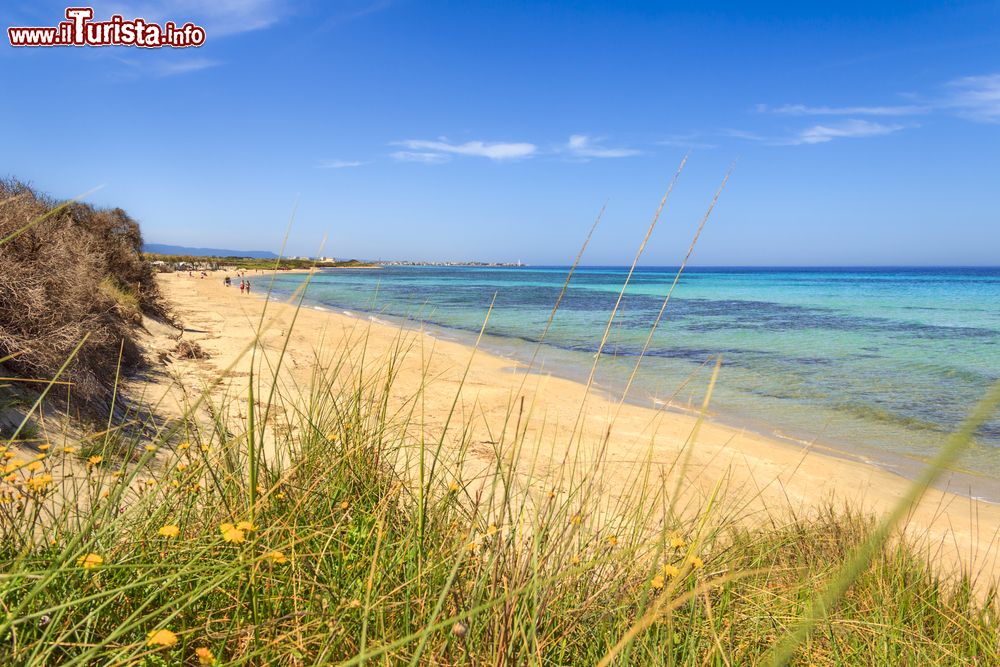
263;266;1000;479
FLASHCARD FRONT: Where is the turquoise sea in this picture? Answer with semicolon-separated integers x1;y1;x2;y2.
263;267;1000;491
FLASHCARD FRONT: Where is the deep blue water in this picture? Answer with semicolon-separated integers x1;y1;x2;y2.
263;266;1000;477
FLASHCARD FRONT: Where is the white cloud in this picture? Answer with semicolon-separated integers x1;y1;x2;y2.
390;151;450;164
655;134;717;150
103;1;288;37
564;134;640;158
721;129;768;142
112;55;220;78
945;74;1000;123
392;138;537;161
151;57;220;77
790;119;904;144
757;103;925;116
317;159;365;169
722;121;905;146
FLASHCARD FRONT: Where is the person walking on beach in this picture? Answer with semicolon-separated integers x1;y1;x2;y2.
245;281;251;294
240;280;245;294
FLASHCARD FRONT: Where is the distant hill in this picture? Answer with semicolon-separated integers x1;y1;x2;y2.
143;243;278;259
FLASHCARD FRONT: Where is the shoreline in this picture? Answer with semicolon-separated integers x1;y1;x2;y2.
156;271;1000;585
257;268;1000;506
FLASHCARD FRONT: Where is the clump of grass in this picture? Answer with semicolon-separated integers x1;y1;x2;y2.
99;277;142;323
174;339;208;360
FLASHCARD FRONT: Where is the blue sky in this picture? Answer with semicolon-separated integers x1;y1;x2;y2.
3;1;999;265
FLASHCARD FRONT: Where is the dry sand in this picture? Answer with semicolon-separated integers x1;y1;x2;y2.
149;270;1000;586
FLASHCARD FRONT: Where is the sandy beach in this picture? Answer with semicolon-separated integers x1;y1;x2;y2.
151;270;1000;586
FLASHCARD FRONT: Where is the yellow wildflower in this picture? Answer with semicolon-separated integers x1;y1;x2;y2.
145;444;158;453
235;520;255;532
178;442;190;451
275;492;285;500
219;523;245;544
88;455;103;466
669;533;686;549
571;515;582;525
38;444;51;452
3;451;14;460
607;535;619;547
340;501;349;510
77;553;104;569
158;524;180;538
62;446;78;454
689;556;704;569
27;461;43;472
146;629;178;647
195;646;215;665
100;489;110;499
662;563;681;577
486;523;498;536
26;474;53;493
651;574;665;590
264;551;287;564
448;481;460;493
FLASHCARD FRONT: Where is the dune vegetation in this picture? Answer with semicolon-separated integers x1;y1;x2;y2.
0;180;161;417
1;186;1000;665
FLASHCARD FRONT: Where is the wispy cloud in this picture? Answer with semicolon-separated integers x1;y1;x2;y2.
720;129;768;142
317;159;366;169
788;119;905;145
755;72;1000;130
757;102;927;116
945;74;1000;123
564;134;641;158
723;121;905;146
151;57;220;77
391;138;537;162
655;133;717;150
316;0;395;31
104;1;289;37
389;151;450;164
112;55;220;79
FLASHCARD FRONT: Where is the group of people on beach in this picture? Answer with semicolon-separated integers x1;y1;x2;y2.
223;274;251;294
